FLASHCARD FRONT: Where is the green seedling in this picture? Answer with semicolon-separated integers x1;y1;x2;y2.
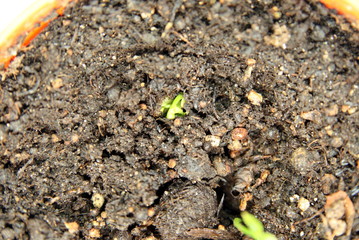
233;211;277;240
161;93;187;120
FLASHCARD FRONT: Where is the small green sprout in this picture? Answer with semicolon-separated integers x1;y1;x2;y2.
161;93;187;120
233;211;277;240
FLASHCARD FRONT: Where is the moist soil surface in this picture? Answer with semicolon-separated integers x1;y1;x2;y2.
0;0;358;239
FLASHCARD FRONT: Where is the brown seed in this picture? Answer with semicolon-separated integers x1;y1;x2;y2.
231;128;248;141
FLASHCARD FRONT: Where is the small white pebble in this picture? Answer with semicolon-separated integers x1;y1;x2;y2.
348;106;357;115
205;135;221;148
64;221;79;234
88;228;101;238
290;194;300;202
92;193;105;209
247;90;263;106
298;197;310;212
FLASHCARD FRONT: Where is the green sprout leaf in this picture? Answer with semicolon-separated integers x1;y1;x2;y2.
233;212;277;240
160;93;187;120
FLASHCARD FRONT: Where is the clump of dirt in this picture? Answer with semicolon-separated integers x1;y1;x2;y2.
0;0;358;239
153;180;218;240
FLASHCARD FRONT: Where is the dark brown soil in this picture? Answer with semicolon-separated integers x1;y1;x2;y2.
1;0;358;239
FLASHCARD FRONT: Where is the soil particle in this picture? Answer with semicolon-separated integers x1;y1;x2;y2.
289;147;320;175
177;149;217;181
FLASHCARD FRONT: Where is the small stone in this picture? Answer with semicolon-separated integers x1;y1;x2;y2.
88;228;101;238
341;105;350;113
71;134;79;143
167;169;177;179
347;137;359;158
177;150;216;181
298;197;310;212
204;135;221;148
290;194;300;203
167;159;177;168
98;110;107;118
51;78;64;89
247;90;263;106
100;211;107;218
347;107;357;115
51;134;61;143
92;193;105;209
139;103;147;110
321;174;337;195
218;225;226;230
213;156;231;177
310;25;326;42
289;147;317;175
227;140;242;151
173;118;182;127
264;24;290;48
64;221;79;234
246;58;256;66
300;110;321;123
210;126;227;137
325;126;334;136
199;101;207;108
62;20;71;26
143;236;157;240
148;207;156;217
324;104;339;116
269;6;282;19
231;128;248;141
331;137;343;148
229;150;241;159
